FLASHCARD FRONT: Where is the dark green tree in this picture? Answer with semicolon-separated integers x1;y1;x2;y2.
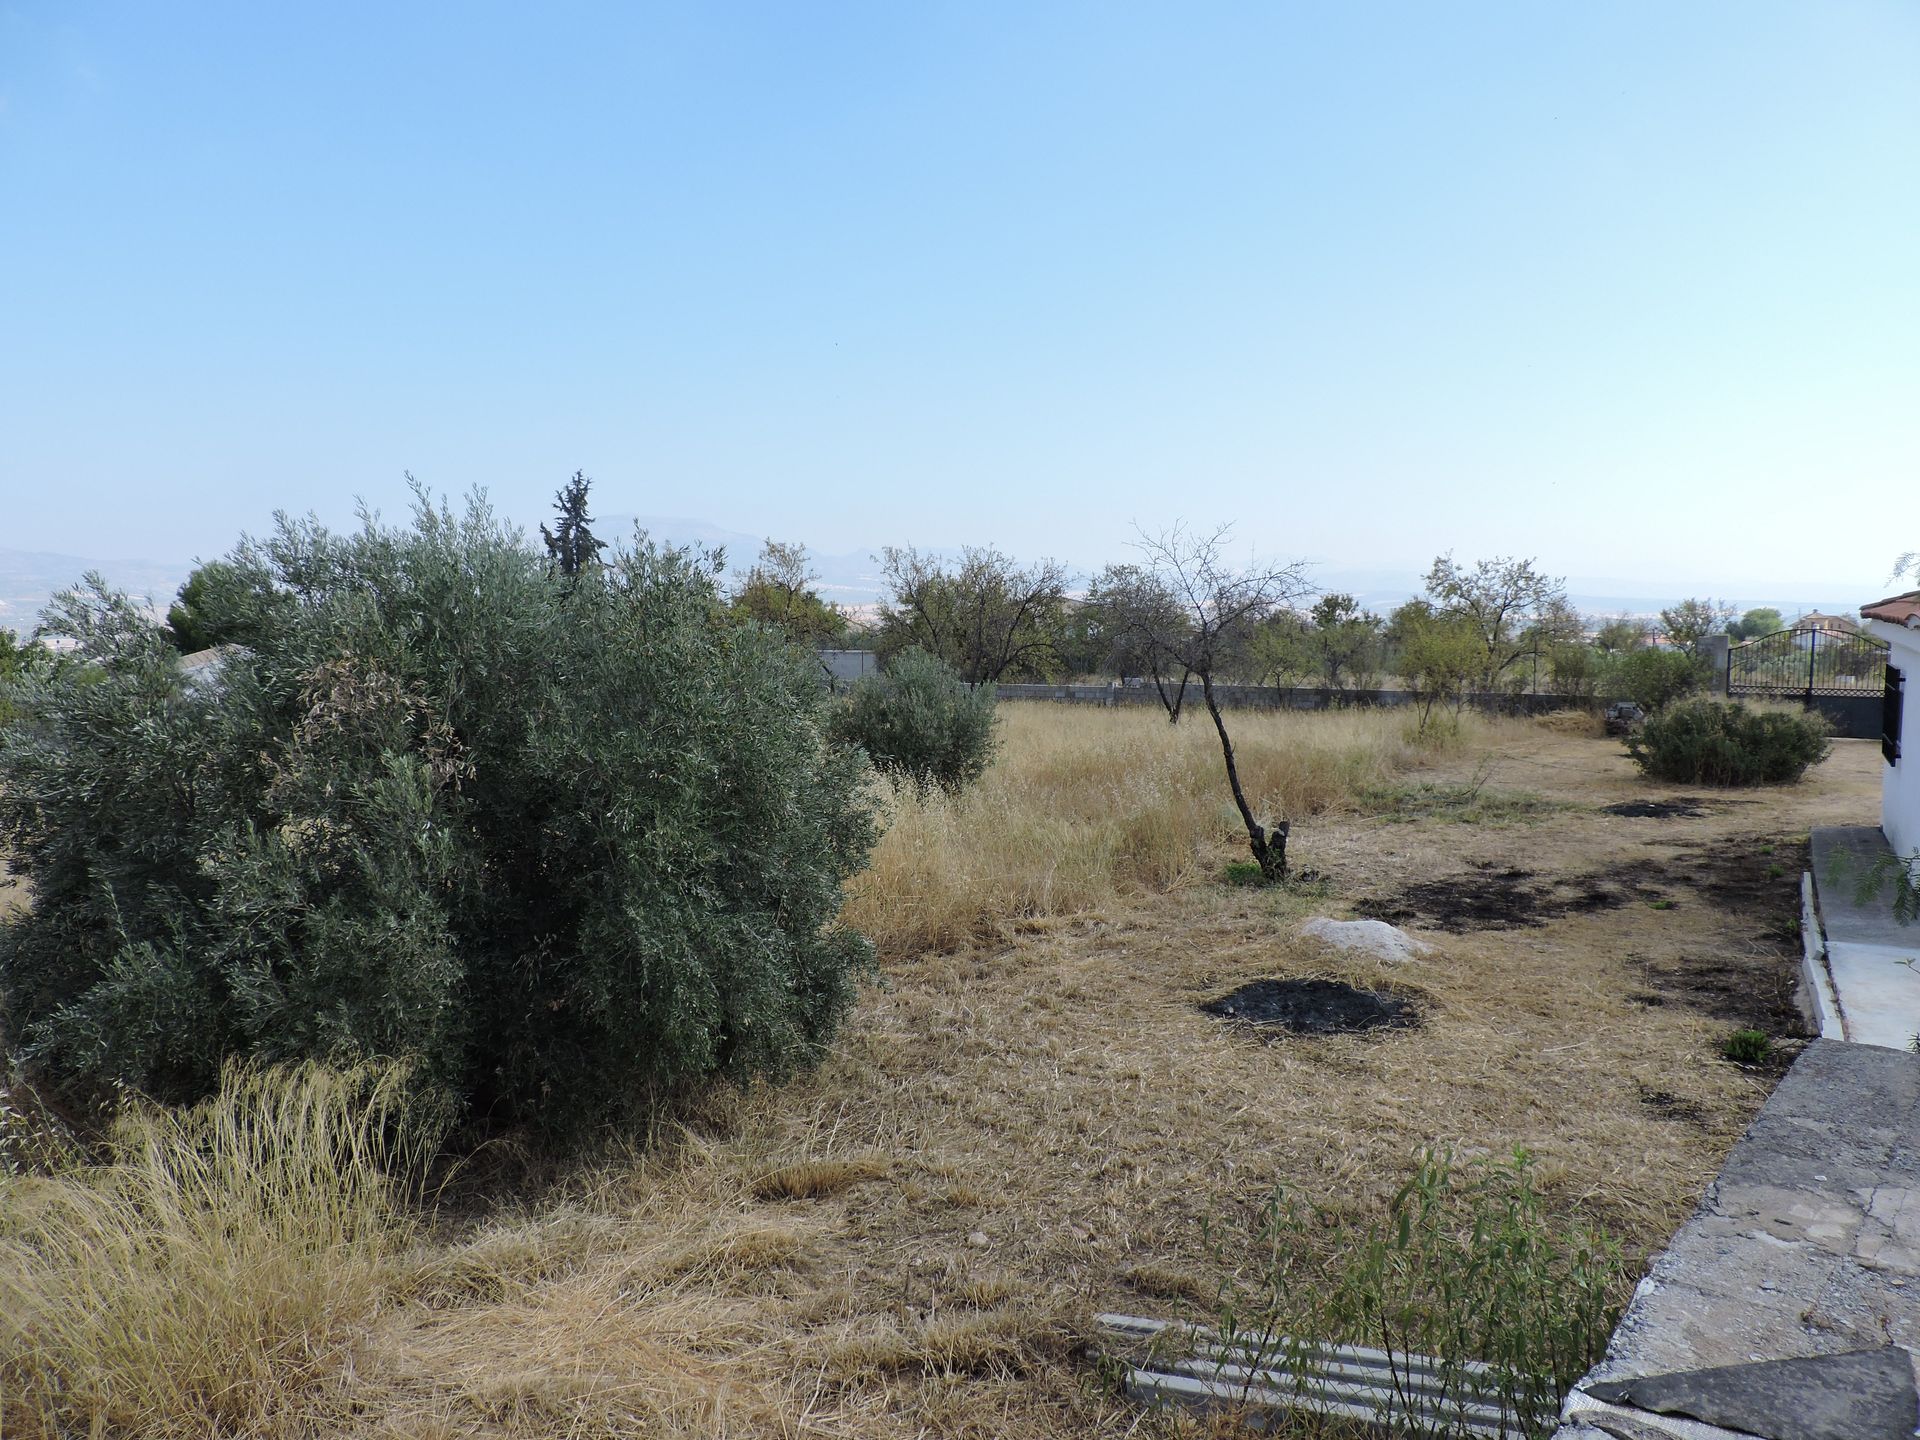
1084;563;1196;719
0;490;877;1138
1726;607;1784;641
540;470;607;579
165;558;291;653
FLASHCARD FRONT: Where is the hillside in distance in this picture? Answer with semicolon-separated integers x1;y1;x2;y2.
0;520;1880;636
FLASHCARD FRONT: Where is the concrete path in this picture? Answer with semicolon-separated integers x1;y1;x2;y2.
1558;1040;1920;1439
1808;827;1920;1053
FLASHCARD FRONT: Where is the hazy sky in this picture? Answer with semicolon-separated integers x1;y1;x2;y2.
2;3;1915;592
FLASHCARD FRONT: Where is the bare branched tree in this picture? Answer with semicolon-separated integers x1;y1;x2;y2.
875;545;1070;684
1134;524;1312;880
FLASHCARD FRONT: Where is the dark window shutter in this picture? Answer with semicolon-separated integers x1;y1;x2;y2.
1885;665;1905;765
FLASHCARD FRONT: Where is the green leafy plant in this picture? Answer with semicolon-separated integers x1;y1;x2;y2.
1723;1029;1771;1065
0;491;879;1139
827;646;999;790
1200;1149;1624;1438
1626;699;1831;786
1603;647;1706;713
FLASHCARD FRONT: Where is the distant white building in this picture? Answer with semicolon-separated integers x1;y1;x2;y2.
1861;592;1920;858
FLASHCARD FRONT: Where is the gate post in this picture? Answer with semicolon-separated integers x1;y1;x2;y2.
1702;634;1730;695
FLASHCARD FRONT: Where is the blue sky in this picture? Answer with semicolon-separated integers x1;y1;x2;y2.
2;2;1916;595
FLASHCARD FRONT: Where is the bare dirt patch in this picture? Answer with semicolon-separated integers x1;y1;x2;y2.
1200;977;1419;1035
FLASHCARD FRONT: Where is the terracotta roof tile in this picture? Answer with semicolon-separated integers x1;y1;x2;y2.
1861;591;1920;627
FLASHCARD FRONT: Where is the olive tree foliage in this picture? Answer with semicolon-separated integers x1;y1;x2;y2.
826;647;997;790
0;492;877;1137
1132;524;1311;880
730;539;848;647
1423;554;1568;692
1084;563;1196;721
873;545;1069;683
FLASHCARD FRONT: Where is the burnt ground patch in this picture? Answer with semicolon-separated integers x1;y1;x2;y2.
1663;834;1807;916
1201;978;1419;1036
1603;799;1708;819
1636;1084;1709;1125
1354;861;1668;933
1626;949;1805;1035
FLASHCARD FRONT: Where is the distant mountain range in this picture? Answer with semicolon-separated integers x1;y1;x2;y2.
0;524;1882;636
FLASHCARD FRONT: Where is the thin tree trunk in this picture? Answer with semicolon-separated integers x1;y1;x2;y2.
1200;669;1287;879
1150;662;1190;724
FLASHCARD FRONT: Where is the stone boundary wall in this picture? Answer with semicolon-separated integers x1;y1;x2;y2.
992;683;1883;737
992;682;1581;717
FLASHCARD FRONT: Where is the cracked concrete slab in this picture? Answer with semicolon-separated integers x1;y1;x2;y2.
1558;1040;1920;1438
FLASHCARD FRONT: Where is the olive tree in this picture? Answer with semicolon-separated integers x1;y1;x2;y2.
0;491;878;1138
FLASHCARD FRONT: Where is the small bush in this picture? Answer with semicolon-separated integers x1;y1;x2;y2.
1626;699;1831;786
1723;1029;1771;1064
1202;1149;1624;1436
828;647;998;790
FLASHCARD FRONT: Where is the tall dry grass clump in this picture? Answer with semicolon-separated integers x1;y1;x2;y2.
843;702;1439;957
0;1063;421;1439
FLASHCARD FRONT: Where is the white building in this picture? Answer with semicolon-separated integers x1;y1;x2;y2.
1862;591;1920;858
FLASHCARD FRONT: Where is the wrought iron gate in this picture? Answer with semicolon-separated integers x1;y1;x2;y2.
1728;626;1887;701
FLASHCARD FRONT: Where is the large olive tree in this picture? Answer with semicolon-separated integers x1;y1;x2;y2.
0;491;877;1137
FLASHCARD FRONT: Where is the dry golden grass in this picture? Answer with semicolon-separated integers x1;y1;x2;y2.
844;702;1452;957
0;1064;419;1439
0;711;1887;1440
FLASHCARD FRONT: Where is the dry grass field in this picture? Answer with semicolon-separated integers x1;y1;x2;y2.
0;703;1884;1438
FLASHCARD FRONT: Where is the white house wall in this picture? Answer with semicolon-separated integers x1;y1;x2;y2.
1869;620;1920;861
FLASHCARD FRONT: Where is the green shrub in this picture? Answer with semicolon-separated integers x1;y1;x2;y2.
0;492;878;1138
1204;1149;1624;1436
827;647;997;790
1626;699;1831;786
1603;647;1705;712
1723;1029;1771;1064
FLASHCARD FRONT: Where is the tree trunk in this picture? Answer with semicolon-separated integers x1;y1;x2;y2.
1150;663;1190;724
1200;670;1287;880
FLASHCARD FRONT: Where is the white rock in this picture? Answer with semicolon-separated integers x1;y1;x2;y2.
1298;917;1434;964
